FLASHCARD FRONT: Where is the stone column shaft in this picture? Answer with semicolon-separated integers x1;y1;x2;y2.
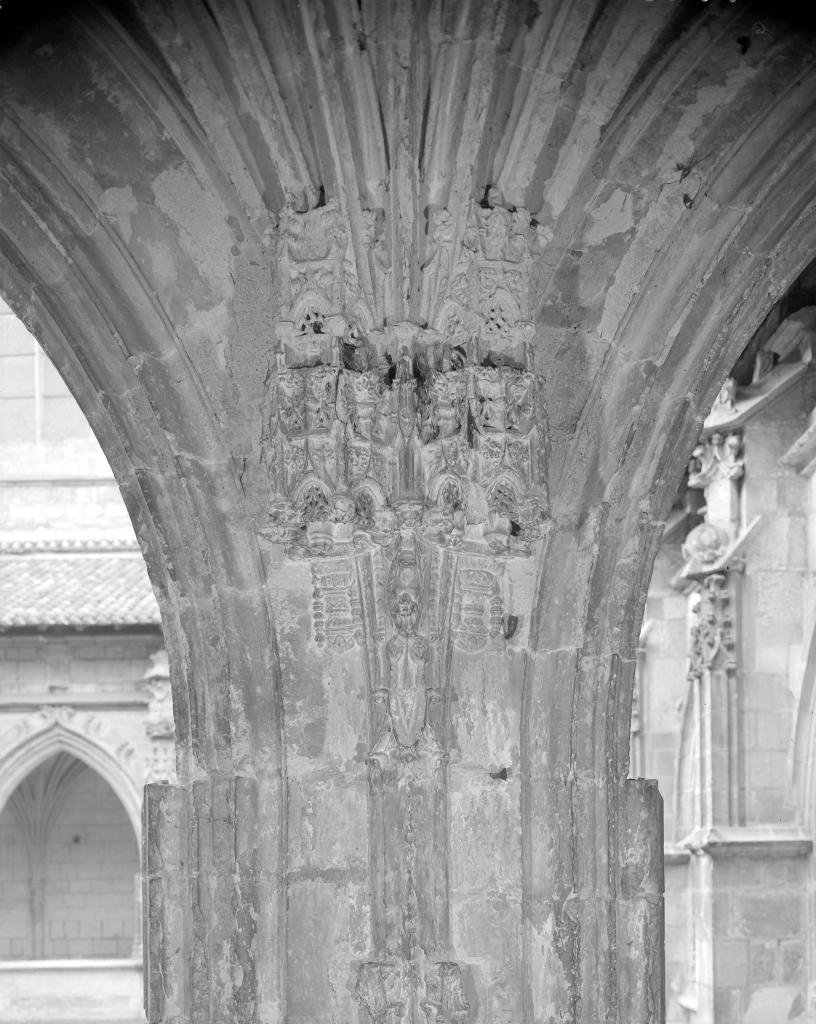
144;775;283;1024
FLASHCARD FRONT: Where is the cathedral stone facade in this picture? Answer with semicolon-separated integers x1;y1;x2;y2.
636;264;816;1024
0;2;815;1022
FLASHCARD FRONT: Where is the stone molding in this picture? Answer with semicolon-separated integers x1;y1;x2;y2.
663;842;691;866
782;417;816;477
704;307;813;439
679;825;813;859
0;959;142;970
0;537;141;554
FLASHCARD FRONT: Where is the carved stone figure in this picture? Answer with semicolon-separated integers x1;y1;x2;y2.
688;431;744;487
142;650;176;784
356;963;406;1024
714;376;737;410
422;962;469;1024
369;549;441;764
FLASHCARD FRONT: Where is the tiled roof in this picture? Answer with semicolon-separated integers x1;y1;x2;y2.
0;551;161;628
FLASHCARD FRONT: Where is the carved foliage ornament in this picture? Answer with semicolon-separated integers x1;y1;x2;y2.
687;573;735;682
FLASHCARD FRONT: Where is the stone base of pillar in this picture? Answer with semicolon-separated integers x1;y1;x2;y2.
142;777;263;1024
617;778;665;1024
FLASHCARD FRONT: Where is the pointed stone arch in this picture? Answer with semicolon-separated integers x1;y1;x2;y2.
426;471;465;511
0;707;143;844
0;3;816;1021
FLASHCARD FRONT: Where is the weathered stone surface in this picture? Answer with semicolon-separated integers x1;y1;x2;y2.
636;281;816;1023
2;1;816;1021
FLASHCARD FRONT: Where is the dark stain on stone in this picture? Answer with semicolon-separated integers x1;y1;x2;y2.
502;614;519;639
